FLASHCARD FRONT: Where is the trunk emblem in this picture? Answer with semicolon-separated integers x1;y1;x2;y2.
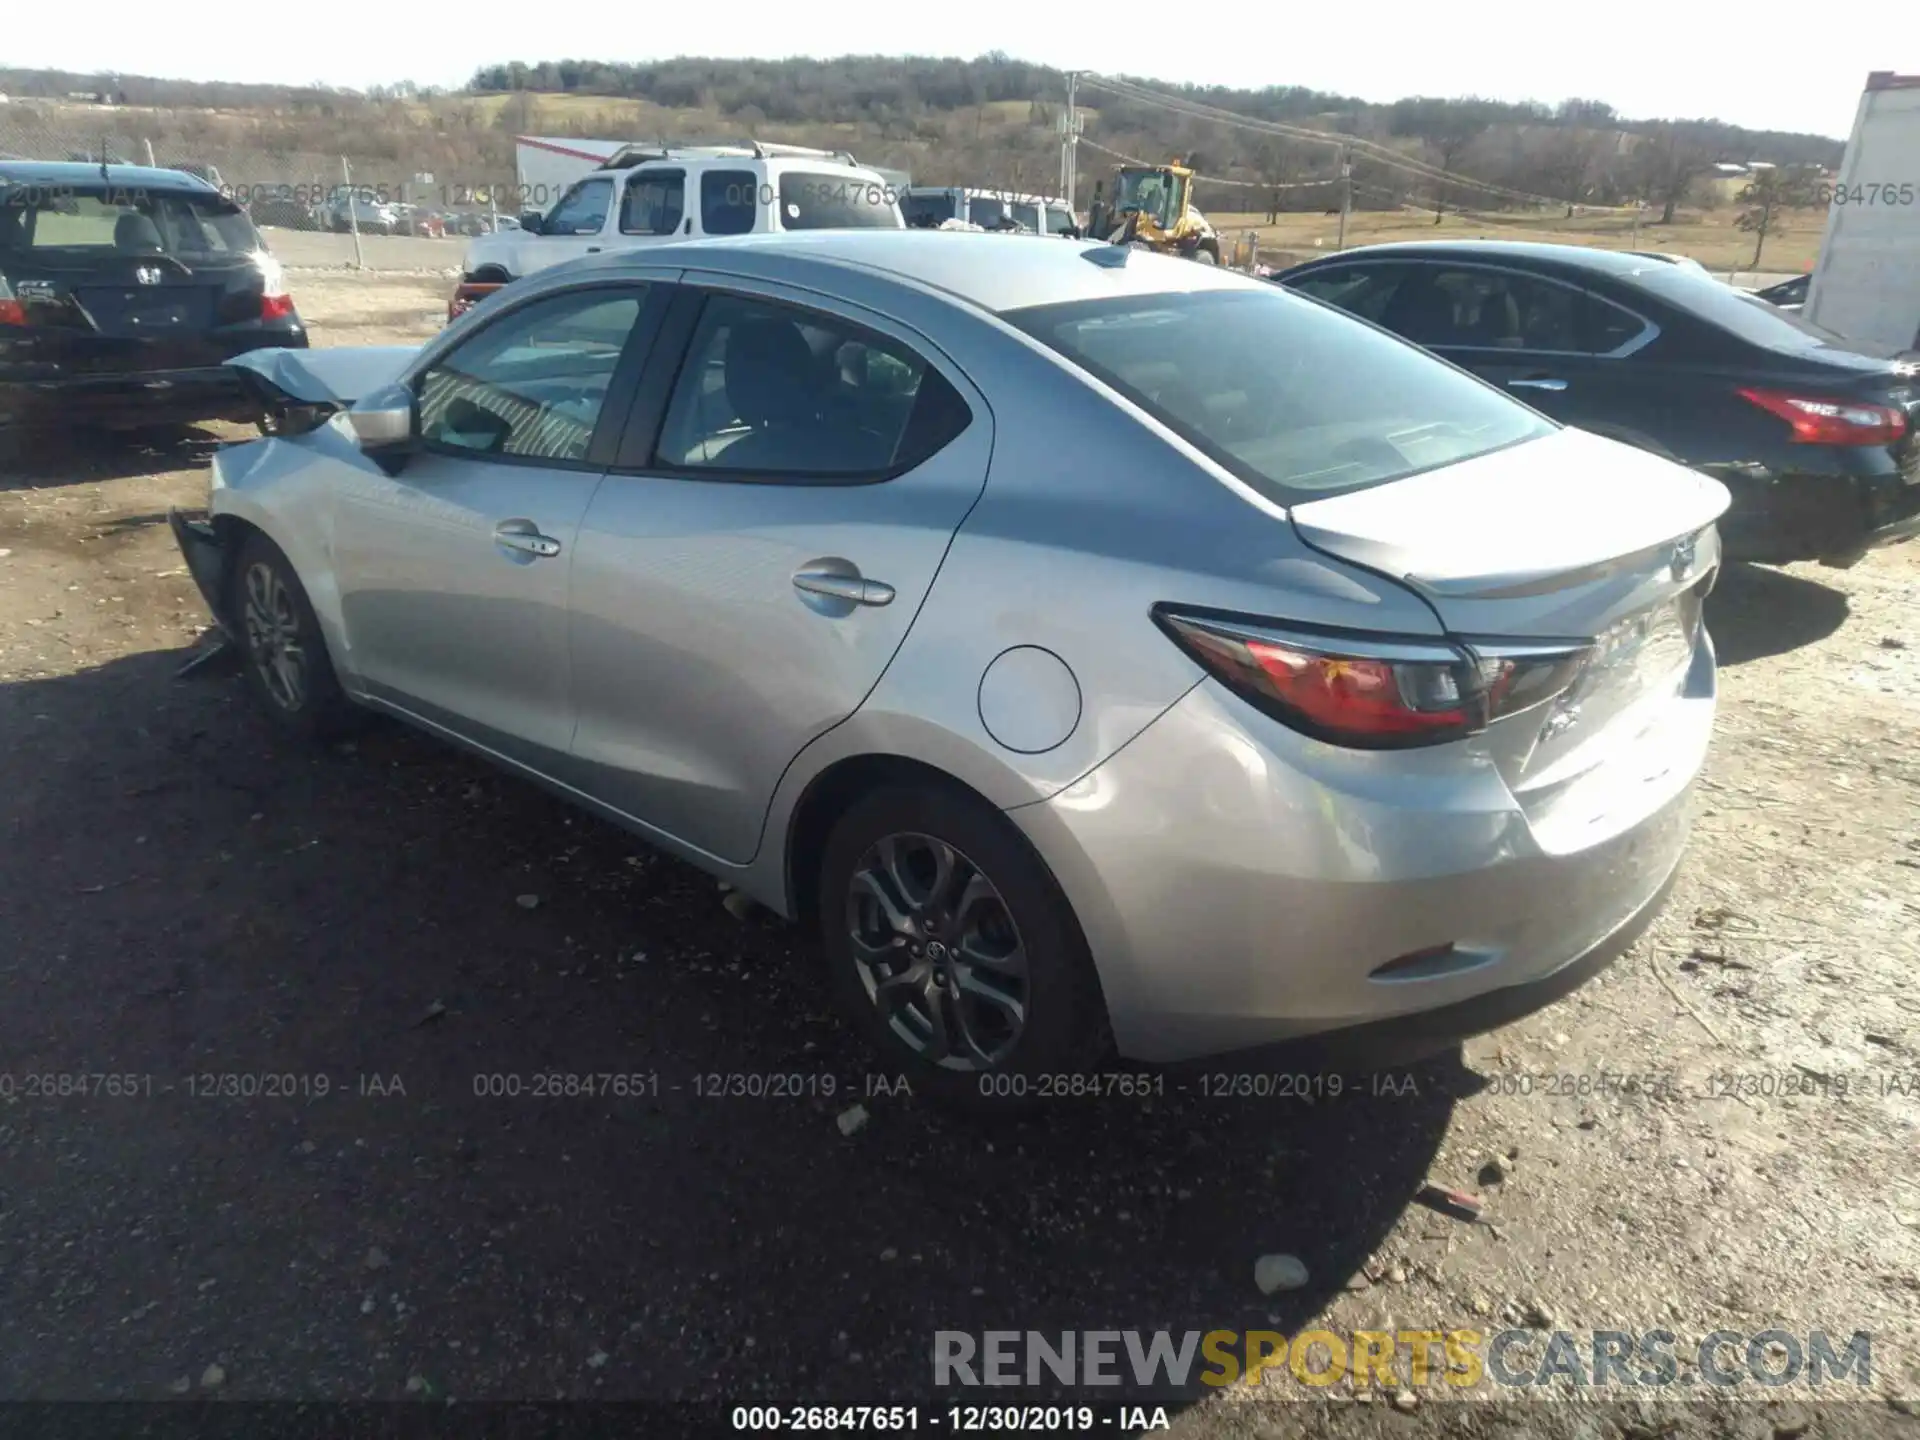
135;266;164;286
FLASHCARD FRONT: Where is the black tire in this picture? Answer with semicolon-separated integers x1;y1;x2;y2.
1192;244;1219;265
229;532;359;741
817;784;1110;1110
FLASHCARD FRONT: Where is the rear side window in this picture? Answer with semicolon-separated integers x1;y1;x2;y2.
1007;288;1553;504
0;187;257;258
653;293;970;479
1011;203;1040;232
776;172;900;230
701;170;757;236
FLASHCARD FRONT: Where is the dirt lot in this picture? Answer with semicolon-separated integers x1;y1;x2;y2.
1;272;1917;1438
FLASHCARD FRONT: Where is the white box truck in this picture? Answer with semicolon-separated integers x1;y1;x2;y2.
1804;73;1920;353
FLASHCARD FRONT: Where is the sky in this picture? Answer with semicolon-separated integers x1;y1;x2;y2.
8;0;1918;139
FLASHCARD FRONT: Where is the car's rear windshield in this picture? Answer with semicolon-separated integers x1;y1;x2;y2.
777;172;900;230
1625;265;1907;362
1006;287;1555;504
0;184;258;260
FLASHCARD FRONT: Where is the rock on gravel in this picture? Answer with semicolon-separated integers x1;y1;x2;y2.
199;1363;225;1390
836;1105;870;1137
1254;1253;1309;1294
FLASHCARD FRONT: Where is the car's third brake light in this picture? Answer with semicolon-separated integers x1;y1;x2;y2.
1738;386;1909;446
1155;608;1592;751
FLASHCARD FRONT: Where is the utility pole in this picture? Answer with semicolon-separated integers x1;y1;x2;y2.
1063;71;1081;210
1337;147;1352;251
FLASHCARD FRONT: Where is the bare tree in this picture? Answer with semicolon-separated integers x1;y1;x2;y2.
1634;123;1718;224
1425;119;1487;222
1540;129;1605;216
1735;165;1819;268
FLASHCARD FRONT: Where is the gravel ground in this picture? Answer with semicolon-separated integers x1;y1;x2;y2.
0;273;1916;1438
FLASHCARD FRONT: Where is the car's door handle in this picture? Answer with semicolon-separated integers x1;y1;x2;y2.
1508;377;1568;392
792;570;895;606
586;246;601;253
494;523;563;558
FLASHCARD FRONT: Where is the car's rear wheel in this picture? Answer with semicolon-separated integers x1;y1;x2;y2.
817;784;1109;1109
231;533;358;740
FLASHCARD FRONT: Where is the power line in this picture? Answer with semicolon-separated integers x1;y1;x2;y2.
1079;73;1639;213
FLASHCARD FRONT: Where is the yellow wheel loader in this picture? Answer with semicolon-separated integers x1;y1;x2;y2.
1087;161;1221;264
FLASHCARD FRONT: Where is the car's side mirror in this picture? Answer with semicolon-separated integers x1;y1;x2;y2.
518;210;544;235
347;382;417;474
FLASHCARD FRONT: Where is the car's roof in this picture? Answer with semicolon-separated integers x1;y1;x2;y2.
577;230;1258;315
0;160;218;193
1287;239;1692;281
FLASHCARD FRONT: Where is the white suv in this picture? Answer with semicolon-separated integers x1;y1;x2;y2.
450;143;904;317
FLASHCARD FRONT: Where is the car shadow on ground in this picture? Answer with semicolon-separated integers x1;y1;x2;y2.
1704;561;1851;667
0;424;232;491
0;647;1461;1406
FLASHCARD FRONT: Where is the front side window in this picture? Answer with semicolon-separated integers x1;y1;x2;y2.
620;171;685;236
1285;264;1415;325
1044;205;1078;236
700;170;757;236
653;293;970;478
1007;288;1554;504
417;288;645;464
545;178;612;236
776;172;901;231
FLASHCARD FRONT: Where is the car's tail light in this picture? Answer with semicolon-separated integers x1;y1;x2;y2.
0;278;24;327
255;253;295;323
1154;608;1591;750
1738;386;1909;446
447;282;502;321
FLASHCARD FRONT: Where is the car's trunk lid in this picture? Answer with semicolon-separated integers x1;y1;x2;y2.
1288;426;1728;794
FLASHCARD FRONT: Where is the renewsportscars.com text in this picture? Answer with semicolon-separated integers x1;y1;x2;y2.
933;1328;1873;1390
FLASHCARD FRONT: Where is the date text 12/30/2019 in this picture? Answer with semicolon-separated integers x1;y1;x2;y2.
729;1405;1171;1431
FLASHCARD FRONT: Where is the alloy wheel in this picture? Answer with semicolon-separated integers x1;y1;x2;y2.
845;832;1029;1071
242;561;306;712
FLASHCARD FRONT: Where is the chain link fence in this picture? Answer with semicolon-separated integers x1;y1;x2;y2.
0;107;480;271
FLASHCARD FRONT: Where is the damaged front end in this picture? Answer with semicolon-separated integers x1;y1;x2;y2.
168;343;420;675
227;344;420;436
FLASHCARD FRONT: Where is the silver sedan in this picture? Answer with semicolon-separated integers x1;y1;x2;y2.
171;231;1728;1106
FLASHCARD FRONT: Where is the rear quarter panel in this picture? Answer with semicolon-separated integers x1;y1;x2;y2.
741;303;1447;910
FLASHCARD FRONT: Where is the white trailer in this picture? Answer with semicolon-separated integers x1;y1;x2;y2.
513;136;624;216
1804;73;1920;353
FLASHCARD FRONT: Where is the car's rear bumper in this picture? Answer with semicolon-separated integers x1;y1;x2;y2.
1;367;258;432
1013;637;1714;1065
1717;462;1920;564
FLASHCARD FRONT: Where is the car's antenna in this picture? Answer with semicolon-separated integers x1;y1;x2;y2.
99;137;110;183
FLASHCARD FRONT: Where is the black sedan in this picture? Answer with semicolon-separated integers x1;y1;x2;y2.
1274;241;1918;567
1;161;308;455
